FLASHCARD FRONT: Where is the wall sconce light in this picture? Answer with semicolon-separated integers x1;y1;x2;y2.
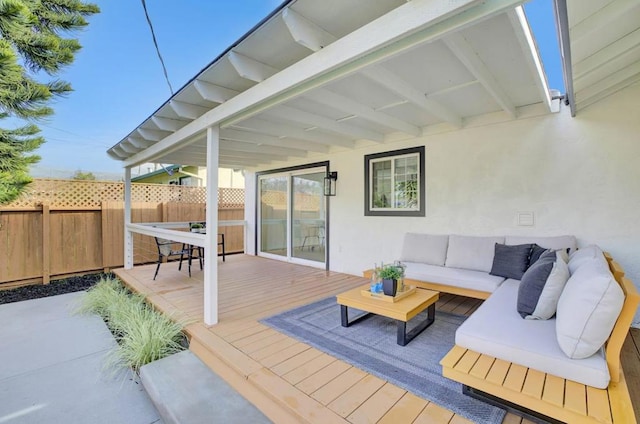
324;171;338;196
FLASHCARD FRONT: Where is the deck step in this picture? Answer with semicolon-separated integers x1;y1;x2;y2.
140;350;270;424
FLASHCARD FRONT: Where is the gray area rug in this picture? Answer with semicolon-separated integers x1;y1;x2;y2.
262;297;506;424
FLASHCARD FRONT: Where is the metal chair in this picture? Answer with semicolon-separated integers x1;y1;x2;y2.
300;224;323;251
153;237;198;280
189;222;226;263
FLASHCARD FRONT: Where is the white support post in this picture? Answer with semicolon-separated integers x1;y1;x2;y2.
204;125;220;326
124;167;134;269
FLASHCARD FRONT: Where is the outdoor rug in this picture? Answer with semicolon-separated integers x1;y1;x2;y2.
261;297;506;424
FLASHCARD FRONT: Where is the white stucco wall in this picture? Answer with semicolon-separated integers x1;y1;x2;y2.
245;82;640;326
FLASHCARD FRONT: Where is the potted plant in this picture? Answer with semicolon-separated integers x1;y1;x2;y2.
378;264;404;296
190;222;205;233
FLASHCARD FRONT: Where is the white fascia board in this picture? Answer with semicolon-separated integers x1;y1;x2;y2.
124;0;529;168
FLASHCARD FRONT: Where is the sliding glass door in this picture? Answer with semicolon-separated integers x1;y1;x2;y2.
258;165;327;268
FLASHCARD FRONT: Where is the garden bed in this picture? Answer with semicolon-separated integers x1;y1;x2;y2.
0;273;107;305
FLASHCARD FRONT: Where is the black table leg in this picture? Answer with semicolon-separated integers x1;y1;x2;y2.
397;303;436;346
340;305;371;327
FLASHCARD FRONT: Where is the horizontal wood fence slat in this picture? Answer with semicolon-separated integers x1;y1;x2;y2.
0;179;245;288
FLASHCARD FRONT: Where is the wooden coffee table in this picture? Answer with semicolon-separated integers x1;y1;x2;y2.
336;285;439;346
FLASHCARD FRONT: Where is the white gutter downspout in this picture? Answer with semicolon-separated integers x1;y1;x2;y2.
553;0;576;117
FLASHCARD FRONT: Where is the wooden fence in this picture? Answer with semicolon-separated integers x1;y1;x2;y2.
0;179;245;288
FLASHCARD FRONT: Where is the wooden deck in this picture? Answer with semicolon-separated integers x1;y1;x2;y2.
114;255;640;424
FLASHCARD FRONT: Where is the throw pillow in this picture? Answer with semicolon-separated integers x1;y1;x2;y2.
517;250;570;320
556;262;624;359
489;243;532;280
528;244;548;268
567;244;606;274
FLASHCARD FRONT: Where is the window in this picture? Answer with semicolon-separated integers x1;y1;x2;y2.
364;146;425;217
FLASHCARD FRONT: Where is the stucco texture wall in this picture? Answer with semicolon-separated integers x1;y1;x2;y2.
247;82;640;325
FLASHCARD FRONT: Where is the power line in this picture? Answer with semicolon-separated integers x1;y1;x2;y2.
140;0;174;95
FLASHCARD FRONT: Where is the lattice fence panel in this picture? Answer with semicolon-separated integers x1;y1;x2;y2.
6;179;243;208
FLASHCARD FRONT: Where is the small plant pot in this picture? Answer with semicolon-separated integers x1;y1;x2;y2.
382;278;397;296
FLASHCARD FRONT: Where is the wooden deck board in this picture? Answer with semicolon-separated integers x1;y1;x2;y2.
114;255;640;424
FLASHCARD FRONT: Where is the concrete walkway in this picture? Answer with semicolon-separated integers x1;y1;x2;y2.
0;292;162;424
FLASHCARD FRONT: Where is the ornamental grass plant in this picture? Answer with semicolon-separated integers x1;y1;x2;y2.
76;276;186;373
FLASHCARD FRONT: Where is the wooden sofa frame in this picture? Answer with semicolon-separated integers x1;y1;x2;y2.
438;254;639;423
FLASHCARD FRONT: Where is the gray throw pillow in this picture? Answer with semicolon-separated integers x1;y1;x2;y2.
489;243;532;280
517;250;570;320
528;244;548;268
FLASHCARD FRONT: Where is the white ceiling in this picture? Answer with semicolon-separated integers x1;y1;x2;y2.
108;0;553;169
567;0;640;111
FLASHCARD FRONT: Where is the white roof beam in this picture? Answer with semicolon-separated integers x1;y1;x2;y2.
221;128;329;153
194;80;239;103
575;60;640;108
573;29;640;81
443;32;517;117
137;128;170;142
282;8;462;127
263;104;383;143
127;136;155;149
570;0;638;43
123;0;523;167
233;118;353;148
310;88;421;136
109;146;128;159
282;8;336;52
151;116;188;132
360;66;462;127
169;100;209;120
219;139;306;157
119;142;141;154
507;8;552;111
219;150;287;161
228;51;278;83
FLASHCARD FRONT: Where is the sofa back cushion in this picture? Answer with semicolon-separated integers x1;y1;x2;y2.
400;233;449;266
556;261;624;359
517;250;570;320
445;235;505;272
505;235;577;255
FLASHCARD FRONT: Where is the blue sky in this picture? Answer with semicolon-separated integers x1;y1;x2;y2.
24;0;562;177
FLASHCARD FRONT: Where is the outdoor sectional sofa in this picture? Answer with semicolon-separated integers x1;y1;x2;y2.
390;233;639;423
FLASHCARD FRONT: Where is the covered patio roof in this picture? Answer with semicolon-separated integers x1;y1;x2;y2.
107;0;553;169
562;0;640;114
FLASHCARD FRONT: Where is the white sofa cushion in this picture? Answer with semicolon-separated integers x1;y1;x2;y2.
400;233;449;266
505;235;577;255
404;262;505;293
517;251;570;320
556;262;624;359
567;245;607;275
456;279;611;388
445;235;505;273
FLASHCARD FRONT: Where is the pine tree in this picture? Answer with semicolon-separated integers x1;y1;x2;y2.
0;0;99;204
